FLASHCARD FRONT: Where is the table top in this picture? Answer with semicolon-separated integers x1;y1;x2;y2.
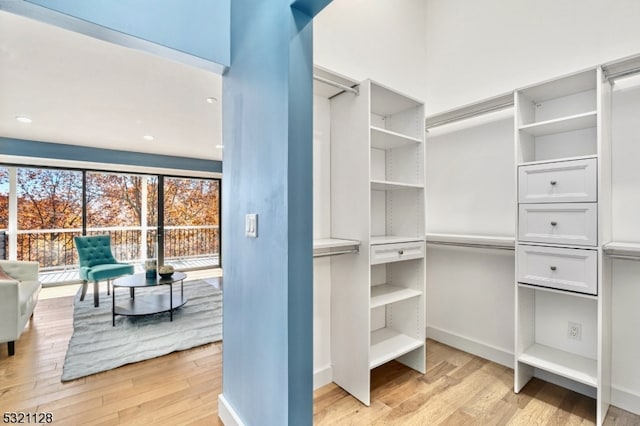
113;271;187;288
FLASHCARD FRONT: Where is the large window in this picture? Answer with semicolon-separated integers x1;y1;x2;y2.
1;164;220;284
17;168;82;271
86;172;159;263
163;177;220;268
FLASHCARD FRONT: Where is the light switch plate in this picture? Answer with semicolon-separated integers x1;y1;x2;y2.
245;213;257;238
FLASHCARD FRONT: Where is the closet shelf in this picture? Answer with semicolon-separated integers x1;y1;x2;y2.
519;111;597;137
603;241;640;256
313;238;360;250
370;284;421;308
371;180;423;191
369;328;424;370
518;343;597;387
426;233;515;250
604;242;640;261
370;126;421;149
313;238;360;258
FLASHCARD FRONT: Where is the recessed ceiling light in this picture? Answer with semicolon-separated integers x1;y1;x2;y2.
206;97;218;104
143;135;154;141
15;115;32;124
215;144;224;149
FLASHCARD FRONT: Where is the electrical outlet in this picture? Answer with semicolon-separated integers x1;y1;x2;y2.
568;322;582;341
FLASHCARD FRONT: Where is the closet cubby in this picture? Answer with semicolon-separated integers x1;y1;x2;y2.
517;285;598;387
514;67;612;425
330;79;425;406
517;69;598;164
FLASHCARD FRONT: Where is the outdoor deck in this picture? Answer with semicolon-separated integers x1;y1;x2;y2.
39;256;220;285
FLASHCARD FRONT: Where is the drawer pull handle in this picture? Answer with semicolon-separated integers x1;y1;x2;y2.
550;221;557;226
550;266;557;271
550;180;557;186
398;250;404;255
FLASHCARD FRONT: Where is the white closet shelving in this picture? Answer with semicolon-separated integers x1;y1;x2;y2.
330;79;426;406
514;67;612;425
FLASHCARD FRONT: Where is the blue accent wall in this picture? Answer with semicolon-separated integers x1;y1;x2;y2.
0;137;221;173
287;7;314;425
24;0;230;66
221;0;324;424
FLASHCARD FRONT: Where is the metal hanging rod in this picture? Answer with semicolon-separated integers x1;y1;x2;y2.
313;75;360;95
424;93;514;130
313;248;359;258
426;240;515;251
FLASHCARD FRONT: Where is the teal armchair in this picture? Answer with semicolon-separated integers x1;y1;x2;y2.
74;235;134;307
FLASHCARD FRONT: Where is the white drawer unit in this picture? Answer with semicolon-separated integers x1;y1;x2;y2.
370;241;424;265
518;203;597;246
518;158;597;204
517;244;598;295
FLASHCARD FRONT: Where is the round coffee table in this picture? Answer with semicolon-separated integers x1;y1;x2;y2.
111;271;187;326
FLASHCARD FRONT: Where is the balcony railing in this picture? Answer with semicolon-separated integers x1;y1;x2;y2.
4;225;219;284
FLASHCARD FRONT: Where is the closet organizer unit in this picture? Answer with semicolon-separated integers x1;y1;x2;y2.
514;67;612;425
330;80;426;405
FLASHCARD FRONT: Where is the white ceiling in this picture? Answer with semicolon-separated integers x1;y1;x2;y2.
0;11;223;161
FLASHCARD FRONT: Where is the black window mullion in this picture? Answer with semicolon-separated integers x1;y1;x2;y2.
82;171;87;236
158;175;164;266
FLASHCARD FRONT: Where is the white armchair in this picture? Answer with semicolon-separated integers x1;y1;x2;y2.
0;260;41;356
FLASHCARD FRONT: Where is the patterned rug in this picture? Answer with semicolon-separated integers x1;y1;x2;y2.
61;279;222;381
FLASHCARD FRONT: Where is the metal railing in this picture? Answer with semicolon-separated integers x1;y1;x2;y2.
9;226;219;281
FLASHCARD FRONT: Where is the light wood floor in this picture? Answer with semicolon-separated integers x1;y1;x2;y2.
1;291;638;425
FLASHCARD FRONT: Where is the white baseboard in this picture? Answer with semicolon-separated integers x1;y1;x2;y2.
314;365;332;390
426;325;514;368
218;394;245;426
612;385;640;416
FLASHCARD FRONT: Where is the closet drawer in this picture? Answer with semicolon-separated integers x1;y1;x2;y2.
517;244;597;295
518;158;597;204
518;203;597;246
370;241;424;265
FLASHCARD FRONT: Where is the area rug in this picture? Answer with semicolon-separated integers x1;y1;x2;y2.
61;279;222;381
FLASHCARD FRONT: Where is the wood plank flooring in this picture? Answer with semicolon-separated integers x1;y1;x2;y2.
1;293;638;425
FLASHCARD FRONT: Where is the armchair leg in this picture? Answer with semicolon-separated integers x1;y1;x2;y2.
94;281;100;307
107;279;111;296
80;280;88;301
8;341;15;356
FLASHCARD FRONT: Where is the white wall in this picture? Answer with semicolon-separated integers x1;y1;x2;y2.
424;110;517;368
426;110;515;236
315;0;428;103
425;0;640;115
610;80;640;409
313;95;332;389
